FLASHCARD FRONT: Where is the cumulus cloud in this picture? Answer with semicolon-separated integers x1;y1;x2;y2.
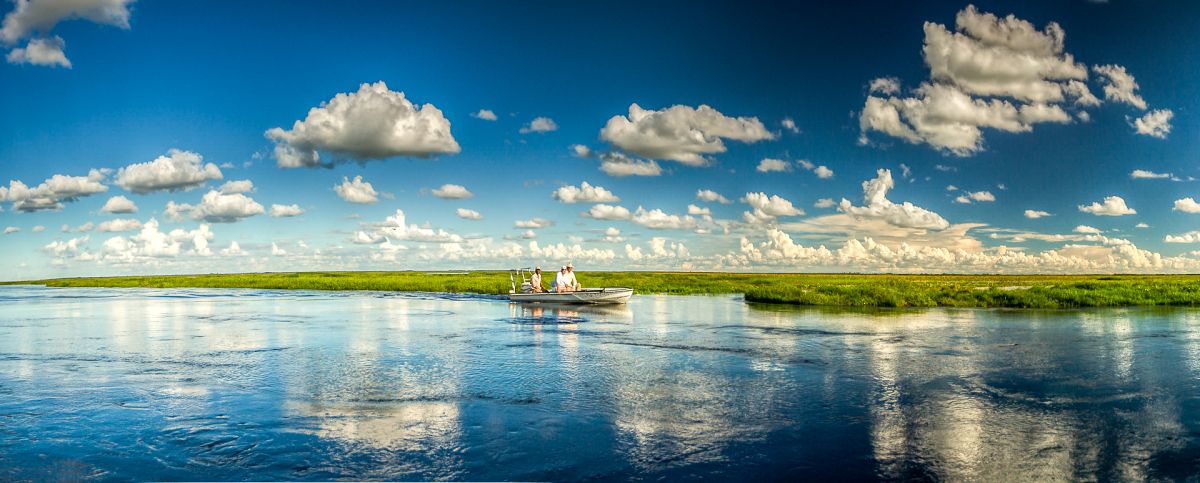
571;144;592;157
220;241;246;256
265;82;459;168
813;166;834;179
838;169;949;229
869;77;901;95
1079;195;1136;216
218;179;254;194
4;226;19;234
598;151;661;177
1165;231;1200;244
96;218;142;233
269;204;305;217
814;198;836;209
1093;64;1147;110
1;0;133;67
520;116;558;134
600;103;773;166
375;209;463;243
1024;209;1051;219
456;208;482;220
1131;109;1173;139
116;149;223;194
696;189;732;204
756;158;790;173
631;207;699;230
169;190;265;223
1131;169;1171;179
431;183;473;199
953;191;996;204
552;181;619;203
781;118;799;133
99;219;215;262
514;218;554;229
0;169;108;212
687;204;711;216
100;195;137;214
742;192;804;224
6;35;68;67
583;204;632;221
471;109;497;121
858;5;1098;155
334;176;378;204
1073;225;1102;234
43;235;89;258
1173;198;1200;214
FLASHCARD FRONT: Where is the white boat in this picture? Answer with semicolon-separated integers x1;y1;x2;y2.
507;268;633;304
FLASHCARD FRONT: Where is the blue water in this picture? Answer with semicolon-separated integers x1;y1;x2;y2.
2;286;1200;481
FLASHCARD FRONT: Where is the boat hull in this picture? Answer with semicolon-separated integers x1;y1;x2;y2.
508;287;633;304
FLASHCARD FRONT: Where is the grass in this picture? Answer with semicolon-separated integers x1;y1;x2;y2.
6;271;1200;309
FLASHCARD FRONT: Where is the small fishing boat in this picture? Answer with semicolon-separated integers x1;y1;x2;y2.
507;268;633;304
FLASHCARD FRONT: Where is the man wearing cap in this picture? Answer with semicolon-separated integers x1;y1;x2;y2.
530;267;544;293
565;262;581;291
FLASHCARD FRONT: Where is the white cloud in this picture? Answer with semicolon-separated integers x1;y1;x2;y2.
514;218;555;229
4;226;19;234
269;204;305;217
1024;209;1051;219
838;169;949;229
571;144;592;157
552;181;619;203
1;169;108;212
1131;109;1173;139
925;5;1087;103
334;176;378;204
1079;195;1136;216
520;116;558;134
954;191;996;204
1131;169;1171;179
116;149;222;194
431;183;473;199
31;225;44;232
797;159;815;170
1;0;133;67
781;118;799;133
99;219;214;262
1093;64;1147;110
1165;231;1200;244
271;243;287;256
456;208;482;220
814;198;835;209
598;152;661;177
583;204;632;221
266;81;459;168
631;207;698;230
174;190;265;223
471;109;497;121
869;77;901;95
1073;225;1102;234
602;226;623;243
1173;198;1200;214
813;165;834;179
742;192;804;224
96;218;142;233
687;204;711;216
374;209;463;243
520;230;537;239
1136;223;1149;228
1063;80;1101;107
218;179;254;194
756;158;790;173
220;241;246;256
696;189;732;204
600;103;774;166
100;195;137;214
860;82;1069;156
6;35;68;67
43;235;89;257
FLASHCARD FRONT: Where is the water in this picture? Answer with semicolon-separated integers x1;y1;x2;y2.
2;286;1200;481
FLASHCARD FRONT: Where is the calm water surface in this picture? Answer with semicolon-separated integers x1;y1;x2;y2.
2;285;1200;481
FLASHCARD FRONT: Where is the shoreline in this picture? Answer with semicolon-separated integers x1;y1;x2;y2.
6;271;1200;309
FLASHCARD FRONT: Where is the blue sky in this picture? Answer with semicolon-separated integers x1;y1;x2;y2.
3;0;1200;279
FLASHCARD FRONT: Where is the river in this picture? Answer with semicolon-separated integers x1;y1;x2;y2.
1;286;1198;481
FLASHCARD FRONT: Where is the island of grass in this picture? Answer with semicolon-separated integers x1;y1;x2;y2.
7;271;1200;309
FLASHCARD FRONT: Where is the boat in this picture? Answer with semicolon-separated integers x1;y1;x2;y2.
507;268;633;304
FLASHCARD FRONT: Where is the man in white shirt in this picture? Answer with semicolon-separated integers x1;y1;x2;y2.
554;266;569;292
565;262;581;291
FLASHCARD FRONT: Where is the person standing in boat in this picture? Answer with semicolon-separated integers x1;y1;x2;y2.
530;266;544;293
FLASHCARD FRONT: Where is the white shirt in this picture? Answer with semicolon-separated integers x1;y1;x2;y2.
554;271;567;290
564;271;578;288
530;272;542;291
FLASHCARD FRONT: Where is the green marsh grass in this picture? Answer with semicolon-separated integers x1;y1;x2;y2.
7;272;1200;309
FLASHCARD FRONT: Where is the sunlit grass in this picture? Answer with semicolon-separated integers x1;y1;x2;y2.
6;271;1200;308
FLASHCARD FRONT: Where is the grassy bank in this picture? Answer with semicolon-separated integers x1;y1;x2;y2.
7;271;1200;309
